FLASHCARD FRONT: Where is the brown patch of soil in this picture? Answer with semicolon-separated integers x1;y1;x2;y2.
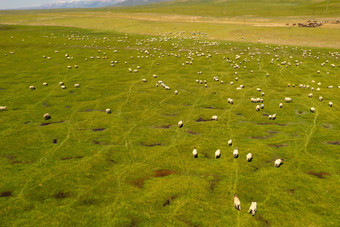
186;130;198;135
92;128;106;132
268;144;288;148
154;169;175;177
43;102;50;107
163;195;177;206
141;142;163;147
61;156;83;160
327;141;340;145
132;177;149;188
0;191;12;197
268;131;278;134
40;121;64;126
308;172;331;179
256;215;270;226
5;155;17;160
251;135;270;139
257;122;286;126
196;117;209;122
54;192;70;199
205;106;224;110
93;140;111;145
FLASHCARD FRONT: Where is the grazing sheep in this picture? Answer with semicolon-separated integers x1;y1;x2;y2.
193;148;198;158
105;109;111;114
234;194;241;210
261;92;265;96
310;107;315;113
284;97;292;103
178;120;183;128
59;82;64;86
256;88;261;92
228;139;232;146
261;104;264;109
174;90;178;95
248;202;257;216
0;106;7;111
329;102;333;107
256;105;260;112
29;86;36;90
246;153;253;162
319;96;323;102
279;103;283;108
74;65;78;68
211;115;218;121
275;159;284;167
227;98;233;104
61;85;66;89
233;148;239;158
67;66;72;69
43;82;48;86
308;93;313;98
142;79;147;82
74;84;80;88
215;149;221;159
43;113;51;120
153;74;157;78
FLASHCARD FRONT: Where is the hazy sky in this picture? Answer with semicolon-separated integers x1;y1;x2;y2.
0;0;83;9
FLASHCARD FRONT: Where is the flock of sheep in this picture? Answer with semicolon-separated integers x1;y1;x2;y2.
2;30;339;219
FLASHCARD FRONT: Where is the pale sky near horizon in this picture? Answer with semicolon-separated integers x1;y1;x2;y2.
0;0;84;9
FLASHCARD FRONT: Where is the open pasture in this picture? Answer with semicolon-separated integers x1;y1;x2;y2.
0;24;339;226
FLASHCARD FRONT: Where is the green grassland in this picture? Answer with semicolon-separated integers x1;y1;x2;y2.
0;24;339;226
1;0;340;48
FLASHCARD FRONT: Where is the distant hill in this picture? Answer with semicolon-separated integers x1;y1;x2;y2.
21;0;168;10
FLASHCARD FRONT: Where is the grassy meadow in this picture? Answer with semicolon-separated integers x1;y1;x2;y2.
0;0;340;226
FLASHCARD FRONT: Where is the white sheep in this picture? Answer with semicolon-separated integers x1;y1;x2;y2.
59;82;64;86
256;105;260;112
246;153;253;162
61;85;66;89
310;107;315;113
248;202;257;216
105;109;112;114
153;74;157;78
142;79;147;82
228;139;232;146
211;115;218;121
0;106;7;111
308;93;313;98
233;148;239;158
234;194;241;210
67;66;72;69
29;86;36;90
43;113;51;120
319;96;323;102
284;97;292;103
193;148;198;158
43;82;48;86
275;159;283;167
174;90;178;95
329;102;333;107
215;149;221;159
279;103;283;108
74;84;80;88
178;120;183;128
